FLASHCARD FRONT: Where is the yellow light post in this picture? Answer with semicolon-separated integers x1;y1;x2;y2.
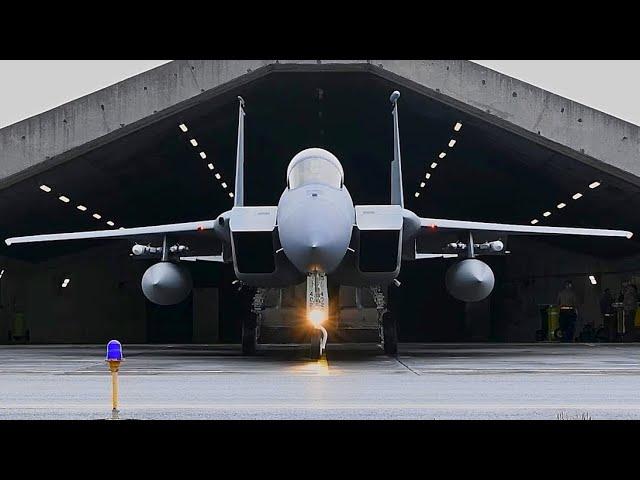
105;340;123;417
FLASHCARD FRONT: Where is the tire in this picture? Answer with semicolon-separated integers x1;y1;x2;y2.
382;311;398;356
554;327;563;341
241;314;258;355
310;329;322;360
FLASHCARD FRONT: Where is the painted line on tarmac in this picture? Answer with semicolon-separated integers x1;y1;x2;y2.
395;357;420;375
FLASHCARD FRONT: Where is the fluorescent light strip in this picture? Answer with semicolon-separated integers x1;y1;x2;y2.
454;122;462;132
207;163;214;170
557;203;566;209
215;173;221;180
589;181;601;189
190;139;198;147
448;139;456;148
572;193;583;200
415;192;420;198
58;195;70;203
589;275;597;285
106;221;115;227
543;211;551;217
531;219;539;225
430;162;438;169
179;124;188;132
93;213;102;220
439;152;446;159
229;192;234;198
420;182;426;188
61;278;70;288
200;152;207;159
425;173;431;179
39;185;52;192
77;205;87;211
221;182;228;189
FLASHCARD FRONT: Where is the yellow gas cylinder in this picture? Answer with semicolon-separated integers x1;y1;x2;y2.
548;305;560;341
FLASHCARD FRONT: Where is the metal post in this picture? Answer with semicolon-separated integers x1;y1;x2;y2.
108;360;120;412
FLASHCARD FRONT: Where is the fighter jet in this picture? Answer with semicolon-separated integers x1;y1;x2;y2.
5;92;633;358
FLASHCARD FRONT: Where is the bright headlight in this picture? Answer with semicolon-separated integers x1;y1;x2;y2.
308;309;326;326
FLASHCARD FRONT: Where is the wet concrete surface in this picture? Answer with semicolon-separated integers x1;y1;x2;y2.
1;342;640;419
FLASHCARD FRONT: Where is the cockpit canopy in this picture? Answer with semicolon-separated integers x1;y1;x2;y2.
287;148;344;189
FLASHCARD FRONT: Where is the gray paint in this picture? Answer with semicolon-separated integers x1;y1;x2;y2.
445;259;495;302
141;262;193;306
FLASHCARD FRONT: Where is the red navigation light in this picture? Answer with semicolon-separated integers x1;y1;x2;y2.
196;225;205;232
430;224;437;230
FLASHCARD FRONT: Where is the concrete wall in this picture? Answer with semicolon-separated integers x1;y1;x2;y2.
373;60;640;183
2;60;639;189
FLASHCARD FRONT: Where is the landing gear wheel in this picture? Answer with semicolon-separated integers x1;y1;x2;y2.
382;311;398;356
554;327;563;341
310;329;322;360
241;314;258;355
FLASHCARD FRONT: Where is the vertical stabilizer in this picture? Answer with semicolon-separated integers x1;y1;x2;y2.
234;96;245;207
390;91;404;208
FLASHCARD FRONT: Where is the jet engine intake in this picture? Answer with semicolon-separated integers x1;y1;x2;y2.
445;258;495;302
141;261;193;305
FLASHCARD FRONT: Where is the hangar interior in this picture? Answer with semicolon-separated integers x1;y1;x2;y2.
2;61;640;344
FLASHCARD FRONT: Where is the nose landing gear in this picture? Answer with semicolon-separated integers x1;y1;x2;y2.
310;325;328;360
307;272;329;359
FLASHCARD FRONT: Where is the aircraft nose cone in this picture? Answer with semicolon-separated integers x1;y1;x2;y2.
279;200;352;274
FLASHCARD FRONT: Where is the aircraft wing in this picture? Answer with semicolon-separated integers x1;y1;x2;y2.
5;219;226;246
418;217;633;239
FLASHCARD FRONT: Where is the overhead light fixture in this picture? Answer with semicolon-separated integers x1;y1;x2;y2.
557;203;566;209
215;173;221;180
58;195;70;203
221;182;228;189
179;124;188;132
207;163;214;170
190;139;198;147
93;213;102;220
627;232;634;239
588;275;597;285
229;192;234;198
415;192;420;198
425;173;431;179
543;211;551;217
199;151;207;159
439;152;447;159
0;269;4;279
77;205;87;211
448;139;456;148
572;193;583;200
39;185;52;192
430;162;438;169
589;181;601;189
531;219;539;225
420;182;426;188
106;221;115;227
61;278;70;288
454;122;462;132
